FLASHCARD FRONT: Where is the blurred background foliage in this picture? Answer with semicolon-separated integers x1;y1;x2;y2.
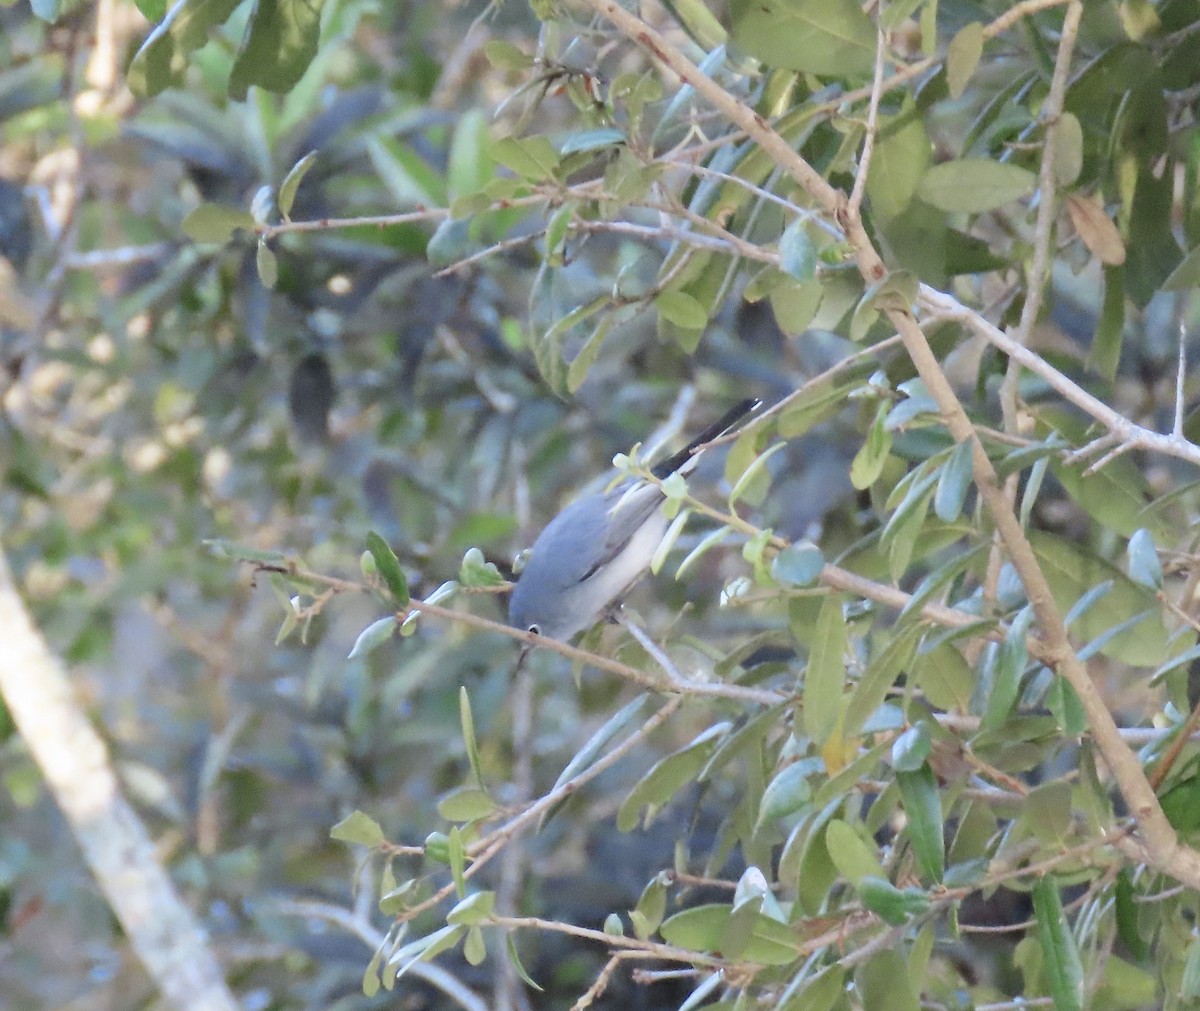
4;0;1200;1008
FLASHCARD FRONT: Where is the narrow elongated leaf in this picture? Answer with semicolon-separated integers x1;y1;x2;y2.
550;694;649;793
934;439;974;521
983;604;1033;729
1033;876;1085;1011
366;532;409;606
897;765;944;882
803;595;847;745
460;687;485;788
347;616;396;659
946;22;983;100
617;723;731;830
279;150;318;218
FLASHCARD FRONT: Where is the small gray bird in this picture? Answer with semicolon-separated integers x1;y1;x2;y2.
508;399;760;641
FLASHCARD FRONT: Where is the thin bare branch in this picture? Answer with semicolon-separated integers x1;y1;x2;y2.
848;12;888;216
999;0;1084;432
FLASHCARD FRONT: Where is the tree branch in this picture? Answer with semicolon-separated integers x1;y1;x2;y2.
0;549;239;1010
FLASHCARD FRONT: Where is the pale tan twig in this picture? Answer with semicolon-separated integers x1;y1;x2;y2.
847;12;888;216
999;0;1084;433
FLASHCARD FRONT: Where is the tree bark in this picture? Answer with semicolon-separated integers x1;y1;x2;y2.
0;547;238;1011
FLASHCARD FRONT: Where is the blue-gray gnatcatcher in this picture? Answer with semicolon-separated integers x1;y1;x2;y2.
508;398;761;641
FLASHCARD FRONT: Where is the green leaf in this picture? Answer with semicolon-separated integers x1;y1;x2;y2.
779;219;816;280
659;904;803;965
865;102;930;226
464;925;486;966
181;204;257;244
983;604;1033;730
490;135;560;181
934;439;974;522
506;934;544;991
255;240;277;289
1038;410;1165;539
1090;265;1126;379
127;0;242;97
662;0;728;50
896;765;944;882
1114;869;1149;961
550;694;649;793
1127;528;1162;589
757;763;813;828
917;159;1036;213
856;948;921;1009
803;595;847;746
771;542;824;587
1033;876;1085;1011
484;40;530;71
437;786;497;823
534;293;609;398
890;723;931;772
1030;531;1176;666
447;890;496;926
769;278;823;337
459;547;505;588
850;402;892;490
347;616;396;660
366;532;409;607
459;687;485;788
559;127;626;157
946;22;983;100
330;810;386;847
390;924;466;984
632;872;670;938
912;641;974;711
729;0;875;77
1180;939;1200;1000
1125;165;1183;308
856;876;929;925
447;110;493;201
843;624;922;737
229;0;327;101
825;820;885;884
368;136;446;208
448;825;466;898
1054;112;1083;187
1164;244;1200;291
617;723;731;831
278;150;318;219
655;289;709;329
